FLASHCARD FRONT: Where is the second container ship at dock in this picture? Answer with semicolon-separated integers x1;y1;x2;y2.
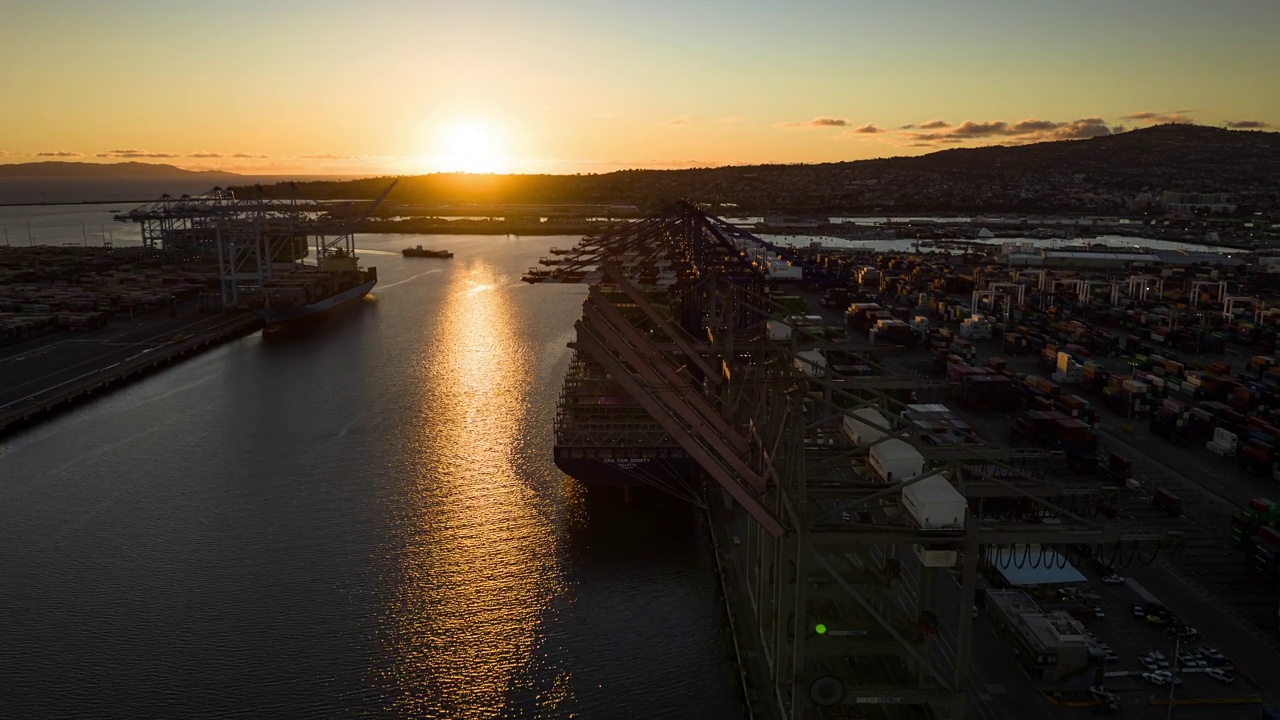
257;249;377;328
553;351;698;490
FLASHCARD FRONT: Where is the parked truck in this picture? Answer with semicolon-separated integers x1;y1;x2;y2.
1154;488;1182;517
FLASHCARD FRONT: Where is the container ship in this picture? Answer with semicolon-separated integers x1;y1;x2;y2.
553;351;698;489
257;250;376;328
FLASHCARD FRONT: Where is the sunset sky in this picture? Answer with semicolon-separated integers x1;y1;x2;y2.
2;0;1276;176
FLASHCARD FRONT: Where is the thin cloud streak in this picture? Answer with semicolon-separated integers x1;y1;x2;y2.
1120;110;1196;124
36;151;83;157
1226;120;1271;129
846;123;885;135
779;117;849;128
97;149;180;158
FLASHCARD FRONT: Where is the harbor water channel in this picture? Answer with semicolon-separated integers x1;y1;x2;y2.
0;216;744;718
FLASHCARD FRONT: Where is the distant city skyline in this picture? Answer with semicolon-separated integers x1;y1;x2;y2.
2;0;1276;175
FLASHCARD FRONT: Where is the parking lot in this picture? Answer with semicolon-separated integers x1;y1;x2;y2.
1060;570;1264;705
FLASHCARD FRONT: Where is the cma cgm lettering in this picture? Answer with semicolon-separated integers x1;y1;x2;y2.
553;446;699;488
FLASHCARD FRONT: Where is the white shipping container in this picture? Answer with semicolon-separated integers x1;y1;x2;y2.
868;439;923;483
842;408;889;445
914;545;958;567
769;263;803;280
794;350;826;378
901;475;966;529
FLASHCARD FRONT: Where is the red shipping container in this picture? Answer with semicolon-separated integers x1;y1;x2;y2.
1257;526;1280;551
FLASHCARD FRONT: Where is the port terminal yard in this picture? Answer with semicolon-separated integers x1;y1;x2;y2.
523;204;1280;719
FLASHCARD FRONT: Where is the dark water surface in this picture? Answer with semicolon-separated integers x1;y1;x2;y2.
0;234;743;719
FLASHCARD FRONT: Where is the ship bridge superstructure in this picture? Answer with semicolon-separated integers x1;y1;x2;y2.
525;202;1181;720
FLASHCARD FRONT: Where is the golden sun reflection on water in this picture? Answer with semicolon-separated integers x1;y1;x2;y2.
386;265;569;717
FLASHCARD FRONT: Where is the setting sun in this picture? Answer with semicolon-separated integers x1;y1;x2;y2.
428;122;507;174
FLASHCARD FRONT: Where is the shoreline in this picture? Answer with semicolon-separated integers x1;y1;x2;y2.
0;199;158;208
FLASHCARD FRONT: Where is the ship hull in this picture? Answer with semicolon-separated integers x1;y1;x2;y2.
554;447;699;489
257;279;375;328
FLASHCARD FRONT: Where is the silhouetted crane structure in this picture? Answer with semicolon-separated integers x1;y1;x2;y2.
524;203;1180;720
123;181;396;307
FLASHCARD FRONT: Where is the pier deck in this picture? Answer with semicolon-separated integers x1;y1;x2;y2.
0;304;260;435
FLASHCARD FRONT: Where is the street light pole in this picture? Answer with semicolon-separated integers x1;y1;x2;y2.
1165;635;1180;720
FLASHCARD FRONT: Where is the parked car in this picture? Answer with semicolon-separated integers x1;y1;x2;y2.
1142;672;1169;686
1140;652;1167;669
1130;604;1146;620
1101;574;1125;584
1206;668;1234;683
1200;646;1225;662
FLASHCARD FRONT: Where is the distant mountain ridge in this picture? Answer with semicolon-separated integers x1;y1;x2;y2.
0;161;241;179
230;124;1280;215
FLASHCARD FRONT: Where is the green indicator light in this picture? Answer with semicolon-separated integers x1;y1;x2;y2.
815;623;827;635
